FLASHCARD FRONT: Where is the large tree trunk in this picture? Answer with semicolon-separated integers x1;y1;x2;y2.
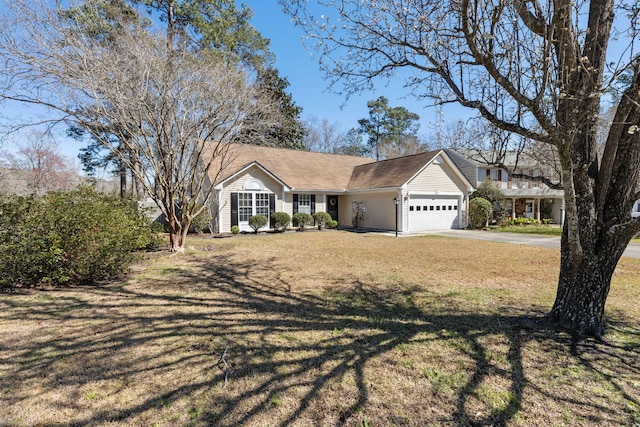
167;217;185;253
548;228;627;337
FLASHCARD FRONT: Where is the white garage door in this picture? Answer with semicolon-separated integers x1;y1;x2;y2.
409;195;460;231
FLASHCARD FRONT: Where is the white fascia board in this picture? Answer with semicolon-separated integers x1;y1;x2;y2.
343;186;404;195
288;188;346;193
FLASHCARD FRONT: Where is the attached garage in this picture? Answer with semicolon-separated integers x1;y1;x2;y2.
409;195;460;231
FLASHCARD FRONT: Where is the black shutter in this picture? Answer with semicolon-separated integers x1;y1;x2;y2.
293;194;298;214
269;193;276;215
310;195;316;215
230;192;238;227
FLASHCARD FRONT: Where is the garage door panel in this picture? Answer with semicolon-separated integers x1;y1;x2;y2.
409;196;459;231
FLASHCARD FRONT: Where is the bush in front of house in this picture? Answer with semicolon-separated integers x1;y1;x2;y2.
248;215;268;234
468;197;493;229
328;219;339;229
271;212;290;232
312;212;332;230
506;217;544;227
188;202;212;234
292;212;312;230
231;225;240;234
0;186;160;291
471;178;507;224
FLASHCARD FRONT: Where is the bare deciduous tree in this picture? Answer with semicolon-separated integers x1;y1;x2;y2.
283;0;640;336
0;131;78;194
0;0;276;251
304;116;345;153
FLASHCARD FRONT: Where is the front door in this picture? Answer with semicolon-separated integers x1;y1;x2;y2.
525;200;535;218
327;195;338;221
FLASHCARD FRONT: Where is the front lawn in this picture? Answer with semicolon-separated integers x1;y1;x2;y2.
2;232;640;426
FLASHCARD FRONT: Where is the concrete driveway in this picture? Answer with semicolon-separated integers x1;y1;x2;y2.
413;229;640;259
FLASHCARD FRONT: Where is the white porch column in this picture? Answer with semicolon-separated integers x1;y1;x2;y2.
537;199;541;220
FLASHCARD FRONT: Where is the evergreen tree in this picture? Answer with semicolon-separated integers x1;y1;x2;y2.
358;96;421;160
235;68;306;149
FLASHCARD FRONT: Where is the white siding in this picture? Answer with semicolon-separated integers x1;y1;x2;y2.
338;192;397;230
407;161;466;193
218;167;283;233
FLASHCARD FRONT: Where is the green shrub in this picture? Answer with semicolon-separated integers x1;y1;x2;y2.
312;212;332;230
188;203;212;234
328;219;338;229
510;217;543;227
248;215;268;234
471;178;507;224
292;212;312;230
0;187;159;291
468;197;493;229
271;212;290;232
231;225;240;234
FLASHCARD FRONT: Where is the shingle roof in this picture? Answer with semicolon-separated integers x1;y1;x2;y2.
210;144;454;192
213;144;373;190
347;151;439;190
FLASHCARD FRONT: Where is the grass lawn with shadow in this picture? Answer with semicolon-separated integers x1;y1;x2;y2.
1;231;640;426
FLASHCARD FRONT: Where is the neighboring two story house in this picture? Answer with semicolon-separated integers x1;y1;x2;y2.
445;150;566;224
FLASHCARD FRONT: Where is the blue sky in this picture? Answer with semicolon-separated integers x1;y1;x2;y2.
3;1;474;164
242;1;472;141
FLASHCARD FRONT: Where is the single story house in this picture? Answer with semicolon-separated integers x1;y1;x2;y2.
209;144;474;233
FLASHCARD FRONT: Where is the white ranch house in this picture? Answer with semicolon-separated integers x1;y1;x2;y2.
209;144;474;234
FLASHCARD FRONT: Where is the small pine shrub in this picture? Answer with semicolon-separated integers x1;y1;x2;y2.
271;212;290;232
328;219;338;229
292;212;312;230
312;212;332;230
248;215;268;234
231;225;240;234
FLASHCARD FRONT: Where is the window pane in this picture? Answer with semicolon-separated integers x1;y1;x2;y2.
239;193;252;222
298;194;311;214
256;193;270;217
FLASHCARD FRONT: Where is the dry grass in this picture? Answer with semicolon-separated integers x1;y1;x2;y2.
1;231;640;426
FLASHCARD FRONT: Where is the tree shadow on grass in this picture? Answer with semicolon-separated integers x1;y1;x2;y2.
1;254;639;426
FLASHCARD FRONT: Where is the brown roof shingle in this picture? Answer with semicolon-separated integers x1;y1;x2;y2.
347;151;439;190
210;144;449;191
213;144;373;190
